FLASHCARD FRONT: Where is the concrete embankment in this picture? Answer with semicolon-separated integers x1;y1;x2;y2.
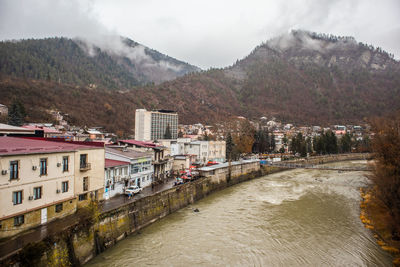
0;153;370;266
284;153;372;165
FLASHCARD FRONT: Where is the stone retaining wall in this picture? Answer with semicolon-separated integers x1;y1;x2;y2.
1;153;370;266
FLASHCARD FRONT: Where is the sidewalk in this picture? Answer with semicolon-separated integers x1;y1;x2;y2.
0;178;176;260
102;178;176;212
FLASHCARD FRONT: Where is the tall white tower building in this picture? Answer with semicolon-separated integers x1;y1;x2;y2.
135;109;178;141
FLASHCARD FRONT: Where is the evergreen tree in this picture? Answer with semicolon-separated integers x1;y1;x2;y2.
163;124;172;139
326;131;338;154
340;133;352;153
290;132;307;156
252;129;269;153
270;133;276;152
7;100;25;126
306;137;312;155
226;132;234;161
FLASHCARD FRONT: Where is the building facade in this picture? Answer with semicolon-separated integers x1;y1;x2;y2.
0;104;8;116
104;159;130;199
105;147;153;189
117;140;171;183
74;146;105;208
171;139;226;165
135;109;178;141
0;137;104;238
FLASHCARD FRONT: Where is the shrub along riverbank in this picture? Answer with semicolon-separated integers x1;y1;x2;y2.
360;187;400;265
360;113;400;266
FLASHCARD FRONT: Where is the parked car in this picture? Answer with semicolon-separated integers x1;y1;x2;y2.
124;186;142;195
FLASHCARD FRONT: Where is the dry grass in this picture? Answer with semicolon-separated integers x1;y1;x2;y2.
360;187;400;266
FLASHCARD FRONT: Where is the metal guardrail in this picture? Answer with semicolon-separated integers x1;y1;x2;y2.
267;162;372;172
80;162;91;171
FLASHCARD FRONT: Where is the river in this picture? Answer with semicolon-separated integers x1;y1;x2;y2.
86;160;392;266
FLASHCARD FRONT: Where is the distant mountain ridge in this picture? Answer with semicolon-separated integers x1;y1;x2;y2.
0;30;399;135
218;30;400;123
0;36;200;89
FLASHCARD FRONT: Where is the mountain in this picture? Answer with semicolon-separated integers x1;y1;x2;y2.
221;30;400;123
1;30;399;134
0;37;200;88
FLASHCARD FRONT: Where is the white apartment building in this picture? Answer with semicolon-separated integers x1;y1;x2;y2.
171;139;226;164
0;137;105;238
105;147;153;189
104;159;130;199
135;109;178;141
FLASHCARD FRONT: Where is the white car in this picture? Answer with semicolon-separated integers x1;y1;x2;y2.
124;186;142;195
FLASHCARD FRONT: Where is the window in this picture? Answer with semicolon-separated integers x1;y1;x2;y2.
14;215;24;226
33;187;42;200
62;181;69;193
40;158;47;175
131;164;139;174
80;154;87;168
10;161;18;180
55;203;63;213
79;193;87;201
62;156;69;172
83;177;88;191
13;191;23;205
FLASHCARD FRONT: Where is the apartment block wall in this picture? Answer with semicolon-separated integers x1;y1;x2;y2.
0;152;76;238
135;109;151;141
135;109;178;141
74;148;105;208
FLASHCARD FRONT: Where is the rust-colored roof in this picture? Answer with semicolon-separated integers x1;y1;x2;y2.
0;136;100;156
105;159;130;168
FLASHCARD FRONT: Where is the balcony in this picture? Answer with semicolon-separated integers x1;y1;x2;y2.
154;158;170;165
80;162;91;171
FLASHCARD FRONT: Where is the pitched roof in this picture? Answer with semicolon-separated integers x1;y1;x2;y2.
0;123;35;133
22;125;61;134
119;139;161;148
105;159;130;168
105;147;152;159
0;136;101;156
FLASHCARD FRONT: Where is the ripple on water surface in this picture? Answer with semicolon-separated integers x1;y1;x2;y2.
86;161;392;266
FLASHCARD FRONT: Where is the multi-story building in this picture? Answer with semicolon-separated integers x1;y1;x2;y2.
74;143;105;208
117;140;171;183
171;139;226;165
135;109;178;141
172;154;197;172
104;159;130;199
0;137;104;238
105;147;153;189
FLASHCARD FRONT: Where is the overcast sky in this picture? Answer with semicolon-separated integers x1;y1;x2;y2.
1;0;399;69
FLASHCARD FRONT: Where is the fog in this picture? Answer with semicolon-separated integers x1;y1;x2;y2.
1;0;399;68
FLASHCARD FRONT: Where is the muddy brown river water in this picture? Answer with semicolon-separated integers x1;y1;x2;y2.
86;160;392;266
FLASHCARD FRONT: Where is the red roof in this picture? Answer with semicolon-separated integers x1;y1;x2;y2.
0;136;101;156
22;125;62;134
119;139;161;148
105;159;130;168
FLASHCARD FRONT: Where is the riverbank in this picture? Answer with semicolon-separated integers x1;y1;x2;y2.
360;187;400;266
0;154;370;266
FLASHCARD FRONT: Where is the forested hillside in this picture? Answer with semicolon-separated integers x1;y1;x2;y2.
0;37;200;88
1;31;399;134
